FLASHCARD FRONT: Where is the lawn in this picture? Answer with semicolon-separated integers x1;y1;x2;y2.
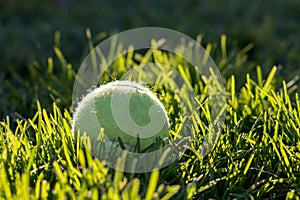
0;0;300;199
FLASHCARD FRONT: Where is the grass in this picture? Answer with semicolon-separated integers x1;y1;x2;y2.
0;33;300;199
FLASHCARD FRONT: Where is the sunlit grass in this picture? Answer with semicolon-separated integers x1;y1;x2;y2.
0;34;299;199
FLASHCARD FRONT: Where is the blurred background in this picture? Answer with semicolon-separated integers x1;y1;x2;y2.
0;0;300;119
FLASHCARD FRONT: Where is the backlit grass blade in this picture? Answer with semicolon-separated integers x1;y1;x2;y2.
262;66;277;93
243;153;255;175
145;169;159;200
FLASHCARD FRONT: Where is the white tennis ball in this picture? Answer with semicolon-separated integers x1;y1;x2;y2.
72;80;170;151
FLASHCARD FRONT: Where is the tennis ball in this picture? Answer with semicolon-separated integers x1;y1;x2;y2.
72;80;170;151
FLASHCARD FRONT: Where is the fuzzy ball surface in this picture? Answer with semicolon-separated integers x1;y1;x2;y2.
73;80;170;150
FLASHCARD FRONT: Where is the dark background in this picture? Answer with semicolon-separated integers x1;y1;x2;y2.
1;0;300;118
